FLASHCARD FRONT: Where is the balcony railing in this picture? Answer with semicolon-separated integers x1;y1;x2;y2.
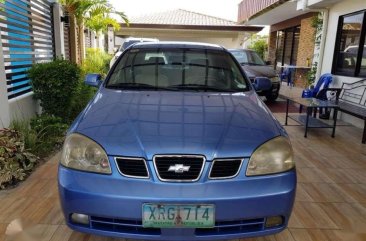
238;0;288;23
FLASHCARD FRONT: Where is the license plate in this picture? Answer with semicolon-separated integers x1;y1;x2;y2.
142;204;215;228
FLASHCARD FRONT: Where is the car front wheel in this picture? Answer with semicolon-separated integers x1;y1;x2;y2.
265;90;279;102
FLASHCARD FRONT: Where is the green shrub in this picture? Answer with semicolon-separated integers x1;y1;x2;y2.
11;115;68;157
11;119;38;151
28;59;81;122
30;115;68;156
70;84;96;120
0;129;39;189
82;48;112;77
30;115;68;139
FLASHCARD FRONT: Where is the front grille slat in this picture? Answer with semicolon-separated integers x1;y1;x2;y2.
90;216;161;235
154;155;205;182
196;218;265;236
209;159;243;179
90;216;269;237
115;157;149;178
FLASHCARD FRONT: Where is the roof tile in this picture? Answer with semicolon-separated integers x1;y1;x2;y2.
130;9;240;26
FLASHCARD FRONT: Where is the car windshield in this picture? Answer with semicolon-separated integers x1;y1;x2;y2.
230;50;266;66
107;48;249;92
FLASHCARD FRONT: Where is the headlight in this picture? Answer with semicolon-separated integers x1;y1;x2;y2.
60;133;111;174
246;136;294;176
270;76;280;82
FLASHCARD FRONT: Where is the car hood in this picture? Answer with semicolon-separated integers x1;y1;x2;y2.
74;89;280;160
242;65;277;79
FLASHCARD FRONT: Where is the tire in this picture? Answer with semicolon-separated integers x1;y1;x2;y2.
265;91;279;102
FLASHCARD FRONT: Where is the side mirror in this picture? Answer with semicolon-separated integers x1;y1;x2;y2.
253;77;272;91
265;60;271;65
85;74;102;87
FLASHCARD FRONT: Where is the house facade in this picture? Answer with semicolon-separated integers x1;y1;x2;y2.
239;0;320;86
238;0;366;128
238;0;366;83
114;9;262;49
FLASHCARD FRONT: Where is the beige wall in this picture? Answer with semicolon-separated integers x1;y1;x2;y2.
115;28;246;49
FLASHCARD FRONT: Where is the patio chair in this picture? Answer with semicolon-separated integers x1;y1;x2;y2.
299;73;335;118
312;73;333;99
281;66;294;86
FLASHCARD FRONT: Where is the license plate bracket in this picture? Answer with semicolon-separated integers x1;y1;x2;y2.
142;204;215;228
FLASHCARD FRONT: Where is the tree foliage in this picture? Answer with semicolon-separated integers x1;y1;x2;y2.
58;0;128;62
82;48;112;76
59;0;128;31
85;3;129;33
248;35;268;60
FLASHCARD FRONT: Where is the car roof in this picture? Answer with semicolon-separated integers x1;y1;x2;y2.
130;41;225;51
124;37;159;42
228;48;255;52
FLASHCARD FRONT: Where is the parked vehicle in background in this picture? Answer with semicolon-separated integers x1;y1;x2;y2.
110;37;159;67
229;49;280;101
59;42;296;241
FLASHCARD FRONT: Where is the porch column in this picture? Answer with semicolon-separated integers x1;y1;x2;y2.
53;3;65;58
69;15;79;63
268;29;277;66
107;26;115;54
0;34;11;128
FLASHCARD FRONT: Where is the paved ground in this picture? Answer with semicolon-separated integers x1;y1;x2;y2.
1;111;366;241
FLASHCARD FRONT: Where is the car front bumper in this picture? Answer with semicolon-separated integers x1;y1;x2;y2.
58;161;296;241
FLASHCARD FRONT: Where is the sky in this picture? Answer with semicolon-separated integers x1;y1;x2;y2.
108;0;243;22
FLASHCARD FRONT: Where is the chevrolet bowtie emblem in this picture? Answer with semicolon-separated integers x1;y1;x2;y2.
168;164;190;173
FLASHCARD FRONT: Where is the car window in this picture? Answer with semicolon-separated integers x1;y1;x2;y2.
230;50;266;66
107;48;249;92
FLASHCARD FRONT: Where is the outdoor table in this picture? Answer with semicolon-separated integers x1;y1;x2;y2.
284;97;339;138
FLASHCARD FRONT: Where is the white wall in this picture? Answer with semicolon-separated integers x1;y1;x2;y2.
320;0;366;128
9;94;38;124
115;28;245;49
156;36;243;49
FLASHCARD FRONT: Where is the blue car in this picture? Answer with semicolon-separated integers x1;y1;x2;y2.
58;42;296;241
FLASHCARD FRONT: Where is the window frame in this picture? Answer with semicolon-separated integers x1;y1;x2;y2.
332;10;366;77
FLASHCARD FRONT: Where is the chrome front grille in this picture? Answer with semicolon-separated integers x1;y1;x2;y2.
115;157;149;178
209;159;243;179
153;155;205;182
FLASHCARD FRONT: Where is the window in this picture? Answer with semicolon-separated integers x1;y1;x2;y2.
332;10;366;77
275;26;301;68
229;50;266;66
107;48;248;92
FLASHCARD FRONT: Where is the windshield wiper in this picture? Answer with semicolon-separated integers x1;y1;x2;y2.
107;83;178;91
168;84;236;92
240;62;264;66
